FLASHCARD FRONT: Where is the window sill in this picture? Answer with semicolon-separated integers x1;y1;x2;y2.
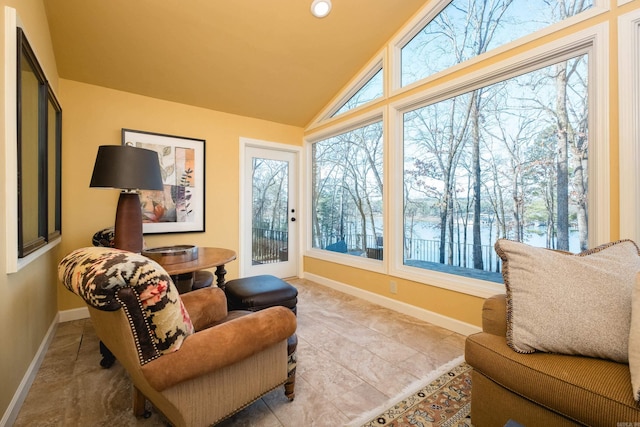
305;247;387;274
305;247;505;298
12;237;61;274
390;262;505;299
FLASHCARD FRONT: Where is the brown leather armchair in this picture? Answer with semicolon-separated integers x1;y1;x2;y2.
58;247;297;427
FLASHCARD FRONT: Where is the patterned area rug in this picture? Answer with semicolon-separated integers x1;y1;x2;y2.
349;356;472;427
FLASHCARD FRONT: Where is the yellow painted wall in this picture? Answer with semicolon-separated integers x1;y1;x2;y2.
0;0;60;420
56;79;304;311
303;0;640;327
304;257;484;325
3;0;640;421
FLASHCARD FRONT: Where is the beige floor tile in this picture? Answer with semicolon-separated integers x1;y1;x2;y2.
297;341;365;401
216;397;282;427
14;278;466;426
332;381;390;420
264;377;350;427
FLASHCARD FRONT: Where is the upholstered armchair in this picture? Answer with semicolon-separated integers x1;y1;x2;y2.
58;247;297;427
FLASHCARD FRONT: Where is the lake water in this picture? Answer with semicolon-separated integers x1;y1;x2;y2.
407;220;582;253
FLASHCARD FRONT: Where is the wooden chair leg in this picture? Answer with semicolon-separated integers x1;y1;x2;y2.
286;334;297;401
133;386;151;418
285;372;296;401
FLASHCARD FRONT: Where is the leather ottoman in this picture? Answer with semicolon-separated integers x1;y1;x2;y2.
224;274;299;399
224;275;298;314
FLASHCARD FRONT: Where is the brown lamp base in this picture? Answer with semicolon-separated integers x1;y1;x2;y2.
114;191;143;253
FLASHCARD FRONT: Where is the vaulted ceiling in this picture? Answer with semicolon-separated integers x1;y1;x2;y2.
43;0;427;127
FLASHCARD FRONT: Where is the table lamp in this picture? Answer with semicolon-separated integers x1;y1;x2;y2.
90;145;163;253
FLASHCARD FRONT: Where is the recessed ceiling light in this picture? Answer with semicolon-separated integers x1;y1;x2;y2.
311;0;332;18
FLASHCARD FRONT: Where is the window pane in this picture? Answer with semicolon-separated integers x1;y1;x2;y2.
47;94;62;239
403;54;588;281
401;0;593;87
19;51;44;253
312;121;384;259
17;28;59;258
332;69;383;117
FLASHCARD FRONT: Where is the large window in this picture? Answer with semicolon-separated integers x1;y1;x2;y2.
403;53;589;281
401;0;593;87
305;0;607;295
311;120;384;259
17;28;62;258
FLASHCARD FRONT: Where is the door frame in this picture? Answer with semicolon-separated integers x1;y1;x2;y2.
239;137;302;278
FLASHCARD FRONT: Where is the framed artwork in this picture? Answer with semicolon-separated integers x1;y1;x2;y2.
122;129;205;234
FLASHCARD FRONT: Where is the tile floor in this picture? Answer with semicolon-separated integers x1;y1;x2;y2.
14;278;466;426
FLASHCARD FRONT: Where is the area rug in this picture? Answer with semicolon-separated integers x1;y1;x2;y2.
349;356;472;427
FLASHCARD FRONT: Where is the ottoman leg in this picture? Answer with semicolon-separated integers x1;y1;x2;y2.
99;341;116;368
285;334;297;401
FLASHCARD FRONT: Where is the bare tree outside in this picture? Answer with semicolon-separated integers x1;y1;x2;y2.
251;158;289;264
332;69;384;117
312;121;384;257
403;53;588;279
401;0;593;87
305;0;592;281
395;0;592;280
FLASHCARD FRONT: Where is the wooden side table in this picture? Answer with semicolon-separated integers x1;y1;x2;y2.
160;247;237;291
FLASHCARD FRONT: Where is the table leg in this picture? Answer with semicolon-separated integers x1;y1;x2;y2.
215;264;227;290
172;272;195;294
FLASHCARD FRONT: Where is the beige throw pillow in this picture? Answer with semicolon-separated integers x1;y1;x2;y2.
629;272;640;401
495;239;640;363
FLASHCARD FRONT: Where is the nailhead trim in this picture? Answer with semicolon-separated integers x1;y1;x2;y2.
116;287;161;365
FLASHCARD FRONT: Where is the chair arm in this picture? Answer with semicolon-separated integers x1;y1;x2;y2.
179;287;228;331
482;294;507;337
141;305;296;391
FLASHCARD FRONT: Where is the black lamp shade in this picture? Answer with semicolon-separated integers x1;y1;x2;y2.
90;145;163;191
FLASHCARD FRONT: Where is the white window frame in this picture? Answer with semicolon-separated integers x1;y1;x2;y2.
389;0;609;97
388;23;610;298
304;107;388;274
307;52;386;130
619;8;640;242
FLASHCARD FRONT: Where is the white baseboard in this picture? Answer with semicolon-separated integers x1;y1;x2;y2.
58;306;89;322
303;272;481;337
0;314;59;427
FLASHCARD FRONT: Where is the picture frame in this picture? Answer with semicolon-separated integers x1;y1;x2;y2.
122;128;205;234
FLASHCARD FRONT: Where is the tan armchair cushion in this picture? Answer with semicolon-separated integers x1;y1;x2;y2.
482;294;507;337
467;294;640;425
180;286;228;331
141;305;296;391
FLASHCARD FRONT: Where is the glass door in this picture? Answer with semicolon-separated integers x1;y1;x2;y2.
242;144;298;278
